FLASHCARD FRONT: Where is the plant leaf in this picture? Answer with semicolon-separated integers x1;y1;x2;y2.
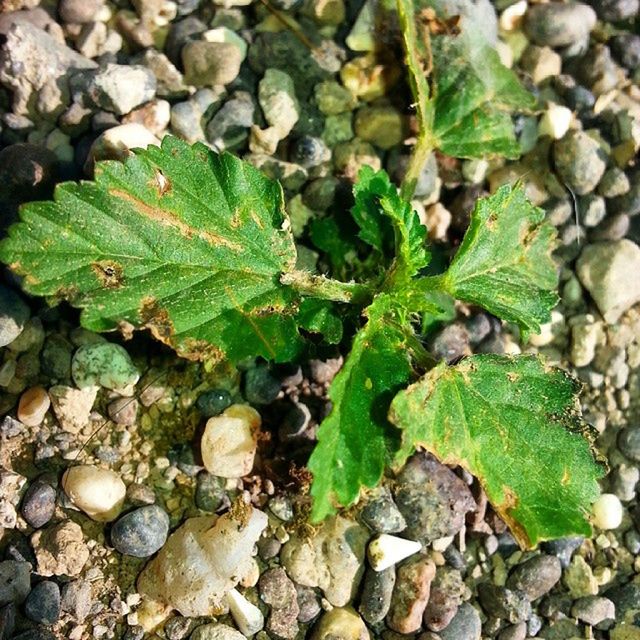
389;354;605;548
297;298;343;344
0;137;304;363
352;167;430;280
439;183;558;334
309;295;414;521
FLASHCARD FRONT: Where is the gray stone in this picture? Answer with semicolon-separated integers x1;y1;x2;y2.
138;49;188;98
576;240;640;323
394;453;475;544
71;342;140;391
358;566;395;624
553;131;606;196
360;487;406;534
60;580;92;622
0;416;25;439
498;623;526;640
571;595;615;625
587;0;638;21
0;561;30;605
182;41;242;87
111;505;170;557
259;68;299;139
618;427;640;461
296;585;320;624
206;91;254;151
524;3;596;48
84;64;156;115
580;195;606;228
108;397;139;426
430;323;471;363
0;286;29;348
477;584;532;623
24;580;60;625
58;0;104;23
424;567;467;632
610;34;640;70
506;555;561;601
20;479;56;528
439;603;481;640
189;623;245;640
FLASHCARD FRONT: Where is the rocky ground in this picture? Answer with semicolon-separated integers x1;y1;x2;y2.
2;0;640;639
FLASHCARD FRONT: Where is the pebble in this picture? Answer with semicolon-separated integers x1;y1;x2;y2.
88;123;160;168
137;508;267;617
31;521;89;577
387;556;435;634
85;64;156;115
394;453;475;544
48;385;97;434
20;479;56;528
359;566;395;624
108;397;139;427
71;342;140;391
194;472;226;512
506;555;562;601
0;561;31;605
360;487;406;534
24;580;61;625
354;104;405;150
189;623;246;640
40;334;73;381
259;68;299;140
576;240;640;323
610;34;640;70
200;404;260;478
0;416;24;439
60;579;92;622
111;505;169;557
296;585;320;623
498;623;526;640
206;91;254;151
592;493;624;530
281;515;368;607
439;603;482;640
226;588;264;636
571;595;616;625
430;323;471;363
553;131;606;196
291;136;330;169
310;607;369;640
477;584;532;623
423;566;467;632
524;2;596;48
196;389;232;417
17;386;50;427
0;286;29;348
618;427;640;461
139;49;188;98
58;0;104;23
244;364;281;405
587;0;639;21
368;534;421;571
182;40;242;87
564;555;599;598
62;465;126;522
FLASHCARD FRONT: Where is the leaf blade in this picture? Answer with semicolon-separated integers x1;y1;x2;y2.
389;354;605;548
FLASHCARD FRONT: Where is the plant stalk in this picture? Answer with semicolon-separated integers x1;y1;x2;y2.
281;270;375;306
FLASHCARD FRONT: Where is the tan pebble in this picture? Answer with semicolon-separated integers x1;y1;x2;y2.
62;465;126;522
18;386;51;426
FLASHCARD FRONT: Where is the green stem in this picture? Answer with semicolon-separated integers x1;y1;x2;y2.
399;136;434;202
281;270;375;306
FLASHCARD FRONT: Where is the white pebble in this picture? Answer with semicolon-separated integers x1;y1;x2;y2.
201;404;261;478
539;103;573;140
499;0;527;31
367;534;422;572
592;493;623;530
62;465;126;522
226;588;264;636
18;386;51;427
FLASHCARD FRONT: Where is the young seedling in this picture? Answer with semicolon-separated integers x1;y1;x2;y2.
0;2;605;548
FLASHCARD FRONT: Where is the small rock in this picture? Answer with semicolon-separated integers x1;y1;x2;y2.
498;623;527;640
368;534;421;572
598;167;630;198
354;104;405;150
244;364;281;405
576;240;640;323
111;505;170;557
619;427;640;461
226;588;264;636
477;584;532;624
190;623;246;640
0;416;24;439
524;3;596;48
394;453;475;544
206;91;254;151
60;579;91;622
87;123;160;168
296;586;320;624
610;33;640;70
84;64;156;115
21;479;56;528
24;580;61;625
563;555;599;598
359;566;395;625
592;493;623;530
139;49;188;98
48;385;97;433
314;80;357;115
62;465;126;521
387;556;436;634
108;397;139;426
32;521;89;577
439;603;481;640
200;404;260;478
260;569;301;637
587;0;638;21
71;342;140;391
423;567;467;632
553;131;606;196
360;487;406;534
290;136;330;169
0;561;30;605
196;389;232;417
137;508;267;617
506;555;561;601
17;386;50;427
259;68;299;140
0;287;29;348
194;472;226;512
520;46;562;85
310;607;369;640
430;323;471;363
182;40;242;87
58;0;104;23
571;595;615;625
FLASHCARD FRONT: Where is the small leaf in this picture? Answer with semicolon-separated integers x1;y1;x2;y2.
297;298;343;344
440;183;558;334
309;295;414;521
0;137;303;363
389;354;605;548
352;167;430;280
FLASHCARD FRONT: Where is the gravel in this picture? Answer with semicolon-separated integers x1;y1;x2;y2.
110;505;170;557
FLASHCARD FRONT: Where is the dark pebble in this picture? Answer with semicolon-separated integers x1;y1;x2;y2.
359;566;395;624
464;314;492;345
541;537;584;568
0;561;30;606
430;323;471;363
610;33;640;69
244;364;281;405
123;626;145;640
278;402;311;440
587;0;639;21
506;555;561;601
610;178;640;217
605;582;640;619
111;506;170;558
478;584;532;623
0;602;15;640
165;17;207;65
40;335;73;382
12;629;57;640
195;472;226;512
167;443;201;477
196;389;232;417
296;585;320;624
439;603;481;640
0;144;58;204
21;480;56;529
24;581;61;625
361;488;406;534
290;136;329;168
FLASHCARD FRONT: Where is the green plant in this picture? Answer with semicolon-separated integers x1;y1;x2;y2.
0;2;605;548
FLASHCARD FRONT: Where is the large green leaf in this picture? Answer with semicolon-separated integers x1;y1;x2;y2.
440;183;558;334
309;295;414;521
0;137;303;363
389;354;605;548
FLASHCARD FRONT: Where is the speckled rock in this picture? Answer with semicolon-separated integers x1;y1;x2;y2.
360;487;406;534
20;479;56;528
48;385;97;433
439;603;481;640
111;505;170;557
359;566;395;624
423;567;468;632
0;561;30;605
24;580;60;625
553;131;606;195
71;342;140;391
31;521;89;577
310;607;370;640
572;595;615;625
506;555;562;601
